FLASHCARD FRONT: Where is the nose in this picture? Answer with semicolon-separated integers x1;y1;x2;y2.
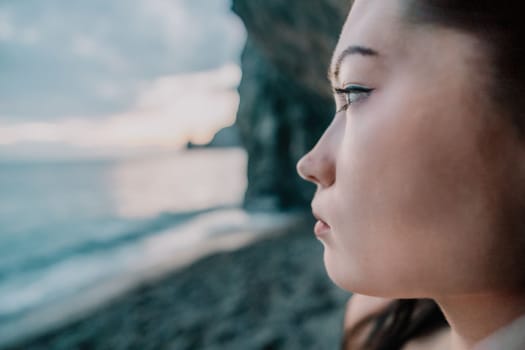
296;126;337;188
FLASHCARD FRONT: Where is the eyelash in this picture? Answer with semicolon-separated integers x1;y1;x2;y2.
334;85;374;113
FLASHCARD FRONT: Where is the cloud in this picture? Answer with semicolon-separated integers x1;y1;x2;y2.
0;0;246;121
71;34;129;72
0;10;14;41
0;64;241;159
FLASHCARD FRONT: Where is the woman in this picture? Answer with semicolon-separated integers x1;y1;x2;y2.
296;0;525;349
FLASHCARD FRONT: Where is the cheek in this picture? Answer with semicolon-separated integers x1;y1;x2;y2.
327;87;504;295
336;90;484;234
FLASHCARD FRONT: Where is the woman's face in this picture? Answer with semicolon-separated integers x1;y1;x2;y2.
297;0;525;298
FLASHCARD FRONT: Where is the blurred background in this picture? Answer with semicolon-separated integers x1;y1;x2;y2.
0;0;352;349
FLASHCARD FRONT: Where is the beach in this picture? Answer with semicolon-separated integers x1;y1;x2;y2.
4;216;350;350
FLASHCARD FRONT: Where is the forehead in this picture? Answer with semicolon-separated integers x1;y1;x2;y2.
330;0;486;88
331;0;406;74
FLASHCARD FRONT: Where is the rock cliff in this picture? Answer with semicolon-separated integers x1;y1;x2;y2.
232;0;352;211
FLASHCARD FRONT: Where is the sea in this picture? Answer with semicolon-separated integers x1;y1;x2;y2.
0;148;290;346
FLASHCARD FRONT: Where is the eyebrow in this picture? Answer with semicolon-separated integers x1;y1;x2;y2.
328;45;380;85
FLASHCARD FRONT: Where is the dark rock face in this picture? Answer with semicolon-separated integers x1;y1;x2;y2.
232;0;352;211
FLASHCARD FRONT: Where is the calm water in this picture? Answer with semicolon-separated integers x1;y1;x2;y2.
0;148;247;330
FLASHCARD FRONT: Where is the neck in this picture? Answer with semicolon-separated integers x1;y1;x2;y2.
435;291;525;350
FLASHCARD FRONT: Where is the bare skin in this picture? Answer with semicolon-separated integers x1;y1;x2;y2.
297;0;525;348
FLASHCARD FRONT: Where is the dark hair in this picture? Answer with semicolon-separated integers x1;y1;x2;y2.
405;0;525;137
342;299;447;349
341;1;525;349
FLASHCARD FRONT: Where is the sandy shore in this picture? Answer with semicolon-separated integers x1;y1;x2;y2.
4;215;350;350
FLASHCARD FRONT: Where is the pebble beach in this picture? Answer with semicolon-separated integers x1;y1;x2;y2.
5;216;350;350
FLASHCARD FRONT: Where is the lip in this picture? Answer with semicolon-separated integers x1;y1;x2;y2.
313;211;331;237
314;219;331;237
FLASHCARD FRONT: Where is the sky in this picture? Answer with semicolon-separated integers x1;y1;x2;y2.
0;0;246;160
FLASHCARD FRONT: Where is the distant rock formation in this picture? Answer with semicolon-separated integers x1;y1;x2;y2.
232;0;352;211
208;125;242;148
186;125;242;149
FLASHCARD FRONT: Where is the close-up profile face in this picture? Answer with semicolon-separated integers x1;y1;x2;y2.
297;0;525;298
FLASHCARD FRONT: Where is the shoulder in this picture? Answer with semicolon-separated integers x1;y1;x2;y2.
344;294;395;330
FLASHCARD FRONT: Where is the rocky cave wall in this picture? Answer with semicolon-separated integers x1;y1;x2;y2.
231;0;353;211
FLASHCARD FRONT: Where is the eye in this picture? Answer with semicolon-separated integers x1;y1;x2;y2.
334;85;374;113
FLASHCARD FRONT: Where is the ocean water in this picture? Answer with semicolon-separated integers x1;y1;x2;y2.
0;148;251;342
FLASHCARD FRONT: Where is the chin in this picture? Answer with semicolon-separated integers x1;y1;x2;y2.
322;248;361;292
322;249;415;298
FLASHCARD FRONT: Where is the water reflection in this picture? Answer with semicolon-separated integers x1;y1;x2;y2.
110;148;247;218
